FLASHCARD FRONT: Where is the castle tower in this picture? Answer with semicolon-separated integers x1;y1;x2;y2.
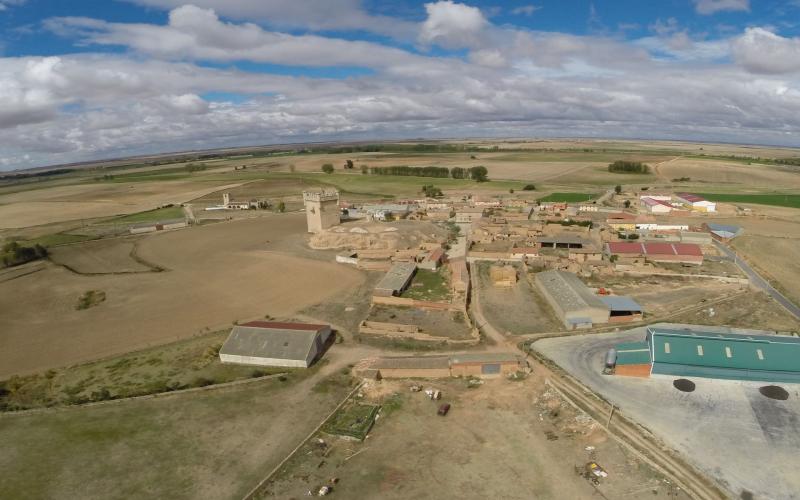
222;192;230;207
303;189;340;233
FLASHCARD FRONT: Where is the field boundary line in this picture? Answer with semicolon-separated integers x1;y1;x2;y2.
241;380;365;500
0;372;288;418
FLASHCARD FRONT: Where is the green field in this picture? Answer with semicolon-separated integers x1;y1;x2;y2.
696;193;800;209
0;330;286;411
112;205;186;224
401;268;451;301
25;232;96;248
537;192;596;203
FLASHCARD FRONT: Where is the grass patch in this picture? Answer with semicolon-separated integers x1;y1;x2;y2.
322;402;380;441
112;205;185;224
75;290;106;310
25;232;96;248
401;268;451;301
695;193;800;209
0;330;288;411
312;370;354;394
537;192;596;203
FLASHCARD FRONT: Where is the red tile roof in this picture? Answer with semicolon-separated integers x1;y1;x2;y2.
606;242;702;256
240;321;328;331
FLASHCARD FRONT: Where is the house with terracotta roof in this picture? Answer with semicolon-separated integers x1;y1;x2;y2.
604;242;704;265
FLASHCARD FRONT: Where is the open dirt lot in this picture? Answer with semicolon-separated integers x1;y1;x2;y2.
475;262;562;334
0;213;365;377
262;375;689;499
535;325;800;500
48;237;156;274
0;361;355;500
365;305;472;340
0;180;242;229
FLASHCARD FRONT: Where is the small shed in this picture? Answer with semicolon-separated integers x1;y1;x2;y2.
449;353;526;377
599;296;643;323
219;321;332;368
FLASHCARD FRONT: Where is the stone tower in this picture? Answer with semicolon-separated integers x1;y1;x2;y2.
303;189;340;233
222;192;231;207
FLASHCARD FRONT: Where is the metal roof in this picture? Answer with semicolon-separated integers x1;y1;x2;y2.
220;325;327;361
370;356;450;370
536;270;608;314
676;193;707;203
605;242;702;256
599;296;643;312
537;234;588;245
615;341;651;365
647;326;800;373
449;352;522;364
375;262;416;293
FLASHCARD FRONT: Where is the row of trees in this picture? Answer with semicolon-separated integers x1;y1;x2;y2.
1;241;48;269
608;161;650;174
369;166;451;178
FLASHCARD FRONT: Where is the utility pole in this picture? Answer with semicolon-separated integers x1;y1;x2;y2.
605;404;616;429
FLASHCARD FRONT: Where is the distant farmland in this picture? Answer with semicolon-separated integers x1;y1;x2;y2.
697;193;800;209
537;192;596;203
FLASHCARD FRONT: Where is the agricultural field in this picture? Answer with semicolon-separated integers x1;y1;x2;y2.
111;205;185;223
697;193;800;209
0;365;357;500
49;237;157;274
537;192;597;203
0;213;365;378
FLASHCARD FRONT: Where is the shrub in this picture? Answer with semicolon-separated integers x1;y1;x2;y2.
608;161;649;174
321;163;334;174
523;184;536;191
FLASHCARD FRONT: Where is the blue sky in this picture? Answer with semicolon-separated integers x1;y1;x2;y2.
1;0;800;169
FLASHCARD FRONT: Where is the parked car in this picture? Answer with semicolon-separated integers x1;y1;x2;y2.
437;403;451;416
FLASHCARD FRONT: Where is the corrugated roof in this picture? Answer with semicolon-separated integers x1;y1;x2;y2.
449;352;522;364
220;325;324;361
536;270;608;314
676;193;706;203
375;262;416;292
371;356;450;370
605;242;702;257
599;296;643;312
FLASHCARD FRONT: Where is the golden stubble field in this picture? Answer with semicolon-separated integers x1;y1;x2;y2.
658;158;800;190
0;180;244;229
0;213;365;377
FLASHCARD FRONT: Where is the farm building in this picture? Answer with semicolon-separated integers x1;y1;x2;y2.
219;321;332;368
358;356;452;379
418;247;445;271
605;242;704;265
606;212;637;232
536;234;589;249
675;193;716;212
129;218;187;234
449;259;470;294
535;270;610;329
612;325;800;383
222;193;255;210
705;223;743;242
355;352;525;379
489;265;517;287
374;262;417;297
449;353;526;377
599;296;643;323
455;207;486;223
640;197;674;214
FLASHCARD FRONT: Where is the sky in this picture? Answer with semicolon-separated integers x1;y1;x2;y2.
2;0;800;170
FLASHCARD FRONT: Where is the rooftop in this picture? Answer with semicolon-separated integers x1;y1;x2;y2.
600;296;643;312
220;323;328;361
449;352;522;365
370;356;450;370
676;192;707;203
536;270;608;313
375;262;417;292
606;242;702;256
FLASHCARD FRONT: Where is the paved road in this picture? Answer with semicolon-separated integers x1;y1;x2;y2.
714;240;800;320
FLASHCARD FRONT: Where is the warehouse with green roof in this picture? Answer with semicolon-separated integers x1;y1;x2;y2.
611;326;800;383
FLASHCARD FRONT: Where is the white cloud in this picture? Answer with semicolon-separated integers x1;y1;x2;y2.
45;6;425;69
0;0;26;11
419;1;488;49
510;5;540;16
123;0;417;40
2;4;800;170
693;0;749;15
732;27;800;74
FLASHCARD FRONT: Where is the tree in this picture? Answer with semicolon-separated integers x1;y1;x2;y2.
344;159;354;169
624;200;631;209
509;188;515;194
450;167;466;179
321;163;334;174
276;201;286;213
469;166;488;182
360;164;368;175
522;184;536;191
614;185;622;195
422;184;443;198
